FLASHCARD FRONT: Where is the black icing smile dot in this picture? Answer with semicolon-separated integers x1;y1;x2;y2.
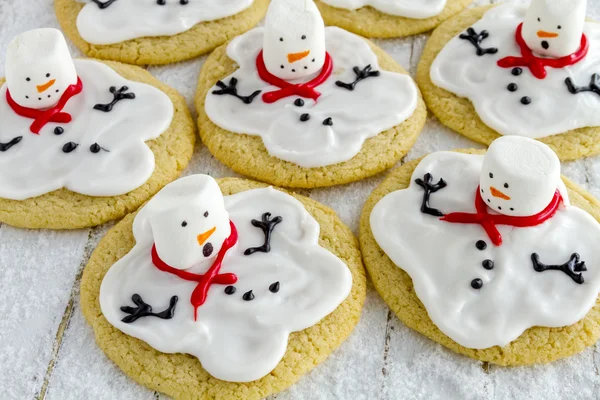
203;243;214;257
323;117;333;126
482;259;494;270
541;40;549;50
476;240;487;250
54;127;64;135
269;282;280;293
507;83;518;92
292;69;296;72
512;67;523;76
25;96;29;99
204;211;209;217
300;113;310;122
294;98;304;107
521;96;532;105
181;221;187;227
62;142;78;153
225;286;236;295
471;278;484;289
498;206;502;210
242;290;255;301
280;65;284;69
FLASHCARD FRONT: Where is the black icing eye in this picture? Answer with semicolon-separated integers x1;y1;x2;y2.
280;37;283;42
558;25;562;29
301;35;306;40
181;221;187;227
204;211;209;218
26;77;31;82
489;172;493;179
46;73;50;78
504;183;509;188
510;208;514;211
538;17;541;22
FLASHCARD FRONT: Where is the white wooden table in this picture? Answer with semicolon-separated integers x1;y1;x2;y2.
2;0;600;399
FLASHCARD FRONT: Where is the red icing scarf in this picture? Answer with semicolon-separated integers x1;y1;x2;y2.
497;23;589;79
440;187;562;246
256;50;333;103
6;77;83;134
151;220;238;320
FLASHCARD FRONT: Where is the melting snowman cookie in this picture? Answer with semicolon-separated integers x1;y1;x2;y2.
203;0;420;169
100;174;352;382
318;0;448;20
370;136;600;349
0;28;174;201
426;0;600;144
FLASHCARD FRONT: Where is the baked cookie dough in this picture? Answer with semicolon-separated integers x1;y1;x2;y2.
315;0;473;38
197;0;426;189
81;177;366;399
54;0;270;65
0;30;195;230
417;4;600;161
360;148;600;366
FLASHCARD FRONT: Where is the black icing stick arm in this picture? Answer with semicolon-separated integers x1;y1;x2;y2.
459;27;498;57
92;0;118;9
120;294;178;323
0;136;23;152
212;77;262;104
94;86;136;112
531;253;587;284
565;73;600;96
244;212;283;255
415;173;447;217
335;64;380;91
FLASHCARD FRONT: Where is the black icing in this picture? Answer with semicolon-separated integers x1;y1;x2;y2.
242;290;255;301
531;253;587;284
294;98;305;107
415;173;447;217
91;0;118;9
157;0;188;4
520;96;531;105
512;68;523;76
269;282;280;293
476;240;487;251
335;64;380;91
471;278;483;289
507;83;518;92
94;86;136;112
90;143;110;153
482;259;494;270
120;294;178;323
62;142;78;153
322;117;333;126
566;73;600;97
203;243;214;257
225;286;236;295
300;113;310;122
244;212;283;256
541;40;550;50
0;136;23;152
54;127;64;135
459;28;498;57
212;78;261;104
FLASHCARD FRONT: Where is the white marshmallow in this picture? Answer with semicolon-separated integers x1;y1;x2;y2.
522;0;587;58
479;136;560;217
5;28;78;110
146;175;231;271
262;0;326;80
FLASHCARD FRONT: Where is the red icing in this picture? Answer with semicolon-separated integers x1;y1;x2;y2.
497;23;589;79
256;50;333;103
441;187;562;246
6;77;83;134
152;220;238;320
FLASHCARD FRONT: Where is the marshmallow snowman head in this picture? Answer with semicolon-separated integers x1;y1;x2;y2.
479;136;561;217
149;175;232;272
522;0;587;58
5;28;78;110
263;0;326;81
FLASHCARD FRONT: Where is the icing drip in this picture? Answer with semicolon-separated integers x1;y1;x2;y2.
212;78;261;104
120;294;178;323
335;65;380;91
566;73;600;96
0;136;22;152
93;86;136;112
244;212;283;255
459;28;498;56
531;253;587;284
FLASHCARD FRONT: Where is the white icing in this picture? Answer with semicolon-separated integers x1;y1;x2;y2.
0;59;173;200
76;0;254;45
370;151;600;349
479;136;561;217
430;4;600;138
263;0;326;81
100;175;352;382
6;28;78;110
319;0;446;19
204;27;418;168
522;0;587;58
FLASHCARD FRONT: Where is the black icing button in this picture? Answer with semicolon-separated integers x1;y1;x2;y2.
62;142;78;153
90;143;101;153
54;127;64;135
269;282;280;293
471;278;484;289
322;117;333;126
224;286;236;295
294;98;305;107
242;290;255;301
300;113;310;122
476;240;487;250
511;67;523;76
482;259;494;270
520;96;532;105
507;83;518;92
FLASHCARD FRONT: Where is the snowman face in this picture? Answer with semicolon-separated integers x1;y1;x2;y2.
150;202;231;272
521;0;586;58
5;28;78;110
479;136;560;217
262;0;326;80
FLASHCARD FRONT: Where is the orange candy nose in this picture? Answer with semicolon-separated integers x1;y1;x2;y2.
197;227;216;246
490;186;511;200
287;50;310;63
36;79;56;93
537;30;559;38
